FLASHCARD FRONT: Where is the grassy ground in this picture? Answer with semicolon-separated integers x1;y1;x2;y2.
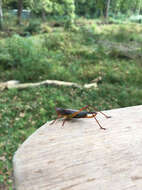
0;18;142;189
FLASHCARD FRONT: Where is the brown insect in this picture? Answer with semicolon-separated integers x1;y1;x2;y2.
50;105;111;130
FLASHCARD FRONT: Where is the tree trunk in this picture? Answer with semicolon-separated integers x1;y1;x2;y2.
105;0;111;20
138;0;142;14
17;0;23;24
42;10;46;22
0;0;3;29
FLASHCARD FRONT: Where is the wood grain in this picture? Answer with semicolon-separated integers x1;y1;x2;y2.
13;105;142;190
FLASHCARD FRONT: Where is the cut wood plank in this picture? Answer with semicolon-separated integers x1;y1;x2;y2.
13;105;142;190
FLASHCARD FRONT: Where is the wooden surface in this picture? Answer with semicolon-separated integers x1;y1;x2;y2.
13;105;142;190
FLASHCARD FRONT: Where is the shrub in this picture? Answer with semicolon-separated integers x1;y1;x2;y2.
24;20;41;34
129;15;142;23
0;35;50;82
40;24;52;33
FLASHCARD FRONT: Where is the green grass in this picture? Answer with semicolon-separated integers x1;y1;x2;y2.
1;19;142;189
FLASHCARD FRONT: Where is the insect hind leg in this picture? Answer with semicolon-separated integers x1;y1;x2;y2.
50;114;62;125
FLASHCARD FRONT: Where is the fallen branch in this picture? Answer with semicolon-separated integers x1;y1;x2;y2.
0;79;98;91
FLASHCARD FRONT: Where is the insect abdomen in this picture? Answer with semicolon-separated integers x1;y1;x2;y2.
56;108;87;118
73;112;87;118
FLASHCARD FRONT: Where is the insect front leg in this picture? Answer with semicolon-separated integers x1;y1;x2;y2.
93;107;111;119
86;113;106;130
93;116;106;130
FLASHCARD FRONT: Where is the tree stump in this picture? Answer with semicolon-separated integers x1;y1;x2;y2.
13;105;142;190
